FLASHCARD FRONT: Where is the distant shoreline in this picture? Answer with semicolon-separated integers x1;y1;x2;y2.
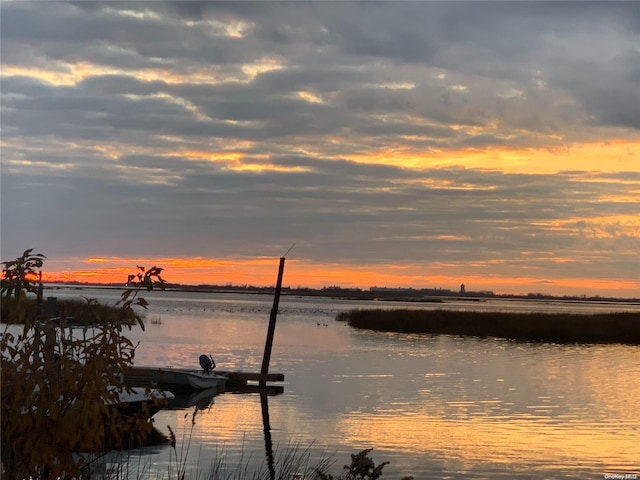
42;282;640;304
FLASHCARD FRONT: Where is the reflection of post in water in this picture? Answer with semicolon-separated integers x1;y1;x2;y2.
261;392;275;480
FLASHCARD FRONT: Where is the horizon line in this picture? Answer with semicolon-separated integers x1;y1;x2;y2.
41;280;640;302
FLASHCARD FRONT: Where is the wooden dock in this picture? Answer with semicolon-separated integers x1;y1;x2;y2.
123;366;285;390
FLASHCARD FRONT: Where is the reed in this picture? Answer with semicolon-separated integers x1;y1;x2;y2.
342;309;640;344
85;424;398;480
1;296;123;325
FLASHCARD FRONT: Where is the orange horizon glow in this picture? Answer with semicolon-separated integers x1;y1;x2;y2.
36;255;640;299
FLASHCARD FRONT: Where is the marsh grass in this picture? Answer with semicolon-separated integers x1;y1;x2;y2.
343;309;640;344
85;406;403;480
76;415;400;479
1;296;124;325
87;447;332;480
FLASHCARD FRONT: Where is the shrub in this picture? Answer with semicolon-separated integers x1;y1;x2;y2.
1;252;166;479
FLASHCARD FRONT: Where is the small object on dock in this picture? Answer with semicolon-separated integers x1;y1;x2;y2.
199;354;216;373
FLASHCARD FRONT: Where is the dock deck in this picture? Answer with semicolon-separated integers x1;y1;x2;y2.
123;366;285;389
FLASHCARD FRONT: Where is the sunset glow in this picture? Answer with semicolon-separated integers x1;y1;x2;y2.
3;6;640;480
343;141;639;174
2;2;639;298
40;255;640;298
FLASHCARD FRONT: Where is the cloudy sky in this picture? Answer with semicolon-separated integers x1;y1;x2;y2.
1;1;639;297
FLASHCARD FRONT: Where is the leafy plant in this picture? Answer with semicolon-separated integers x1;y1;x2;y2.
1;248;46;323
313;448;412;480
1;248;45;300
341;449;389;480
1;251;166;479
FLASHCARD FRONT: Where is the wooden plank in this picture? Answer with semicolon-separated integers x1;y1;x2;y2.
122;366;285;388
215;370;285;385
227;385;284;395
122;366;157;386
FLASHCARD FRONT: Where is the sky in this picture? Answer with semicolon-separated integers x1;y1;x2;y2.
1;1;639;297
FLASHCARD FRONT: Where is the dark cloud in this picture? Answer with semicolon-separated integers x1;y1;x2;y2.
1;1;638;294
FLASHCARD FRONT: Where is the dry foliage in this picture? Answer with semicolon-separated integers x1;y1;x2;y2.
1;250;166;479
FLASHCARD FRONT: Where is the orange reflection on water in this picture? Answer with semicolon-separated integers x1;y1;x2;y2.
334;344;640;472
162;395;264;444
337;412;639;472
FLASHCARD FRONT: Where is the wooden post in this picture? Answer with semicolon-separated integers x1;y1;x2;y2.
36;271;44;318
260;257;285;386
46;297;58;318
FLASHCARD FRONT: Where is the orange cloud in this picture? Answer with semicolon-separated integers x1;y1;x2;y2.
39;256;639;298
343;139;639;174
174;150;311;173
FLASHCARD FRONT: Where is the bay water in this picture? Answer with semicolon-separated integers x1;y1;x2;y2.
39;288;640;478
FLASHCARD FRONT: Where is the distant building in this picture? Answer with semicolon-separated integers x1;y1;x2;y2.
459;283;466;294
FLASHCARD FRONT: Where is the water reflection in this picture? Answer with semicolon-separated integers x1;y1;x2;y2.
22;288;640;478
166;386;223;411
261;392;275;480
339;411;639;472
329;333;640;476
277;329;639;477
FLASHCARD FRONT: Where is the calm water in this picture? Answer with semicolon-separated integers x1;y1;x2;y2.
41;288;640;478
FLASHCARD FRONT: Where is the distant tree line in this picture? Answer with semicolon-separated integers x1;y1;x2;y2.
44;280;637;302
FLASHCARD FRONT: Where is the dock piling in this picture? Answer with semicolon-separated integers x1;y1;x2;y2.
260;256;285;386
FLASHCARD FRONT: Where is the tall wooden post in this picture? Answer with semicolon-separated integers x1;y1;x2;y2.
36;271;44;318
260;257;285;386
